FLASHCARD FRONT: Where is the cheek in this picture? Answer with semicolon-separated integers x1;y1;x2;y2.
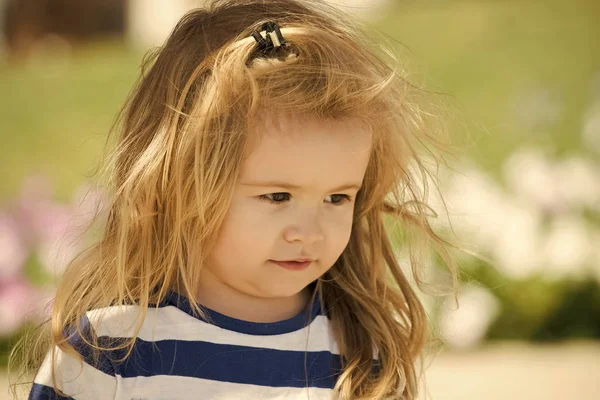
323;210;355;258
210;199;273;259
211;197;355;266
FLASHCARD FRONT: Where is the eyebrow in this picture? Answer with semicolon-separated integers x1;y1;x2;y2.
240;181;362;192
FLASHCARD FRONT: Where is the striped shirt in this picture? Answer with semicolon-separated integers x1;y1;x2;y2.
30;292;343;399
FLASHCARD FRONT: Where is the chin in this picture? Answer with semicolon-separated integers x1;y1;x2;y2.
258;280;313;299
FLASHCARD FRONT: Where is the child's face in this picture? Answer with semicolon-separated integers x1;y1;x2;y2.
202;115;372;308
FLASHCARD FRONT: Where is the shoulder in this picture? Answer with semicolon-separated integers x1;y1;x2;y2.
83;304;146;339
34;304;156;381
82;299;201;338
30;303;190;399
29;307;134;400
53;304;150;374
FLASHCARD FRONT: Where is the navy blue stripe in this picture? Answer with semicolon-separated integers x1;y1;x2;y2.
29;383;75;400
162;290;324;335
63;315;121;377
114;337;342;389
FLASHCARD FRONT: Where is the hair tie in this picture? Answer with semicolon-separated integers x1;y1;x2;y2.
251;21;286;51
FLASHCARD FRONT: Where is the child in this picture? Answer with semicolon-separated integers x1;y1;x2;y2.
12;0;458;398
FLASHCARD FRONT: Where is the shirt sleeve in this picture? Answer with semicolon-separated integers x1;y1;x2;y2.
29;315;118;400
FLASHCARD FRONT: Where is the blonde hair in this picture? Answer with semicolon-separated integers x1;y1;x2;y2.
10;0;460;398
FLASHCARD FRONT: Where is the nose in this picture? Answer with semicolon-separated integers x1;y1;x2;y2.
283;211;325;244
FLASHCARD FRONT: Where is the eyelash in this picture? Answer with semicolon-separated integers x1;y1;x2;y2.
258;192;352;205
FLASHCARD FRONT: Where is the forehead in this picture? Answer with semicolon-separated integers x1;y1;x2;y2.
240;114;372;189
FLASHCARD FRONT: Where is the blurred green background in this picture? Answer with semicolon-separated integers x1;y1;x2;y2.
1;0;599;398
2;0;597;199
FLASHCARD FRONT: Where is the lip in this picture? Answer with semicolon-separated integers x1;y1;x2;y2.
270;260;313;271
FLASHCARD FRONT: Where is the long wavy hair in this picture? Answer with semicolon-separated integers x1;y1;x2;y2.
10;1;459;399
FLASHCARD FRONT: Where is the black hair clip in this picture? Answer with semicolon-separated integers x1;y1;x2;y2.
251;21;286;52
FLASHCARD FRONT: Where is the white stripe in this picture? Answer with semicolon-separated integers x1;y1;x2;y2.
116;374;334;400
34;347;116;400
86;306;340;354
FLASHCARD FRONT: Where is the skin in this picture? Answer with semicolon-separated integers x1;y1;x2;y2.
196;114;372;323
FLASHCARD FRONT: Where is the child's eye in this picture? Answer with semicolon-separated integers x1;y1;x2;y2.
258;193;352;205
259;192;291;203
325;194;352;204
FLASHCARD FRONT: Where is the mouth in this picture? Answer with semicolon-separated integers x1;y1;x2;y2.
269;260;313;271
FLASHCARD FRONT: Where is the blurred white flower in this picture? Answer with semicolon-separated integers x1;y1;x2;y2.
394;248;452;314
503;147;563;212
439;284;501;349
489;200;543;280
437;165;544;279
555;156;600;210
542;215;594;281
589;231;600;284
437;166;507;245
0;213;28;279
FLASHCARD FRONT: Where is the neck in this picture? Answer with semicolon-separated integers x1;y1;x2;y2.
194;271;314;323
